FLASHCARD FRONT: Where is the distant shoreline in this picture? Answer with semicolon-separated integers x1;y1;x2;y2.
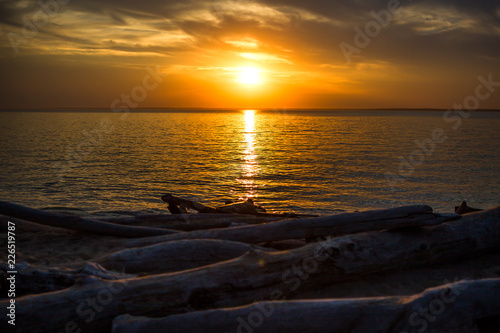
1;108;500;113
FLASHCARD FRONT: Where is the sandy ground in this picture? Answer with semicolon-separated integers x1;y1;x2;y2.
294;252;500;299
1;214;499;300
0;216;125;267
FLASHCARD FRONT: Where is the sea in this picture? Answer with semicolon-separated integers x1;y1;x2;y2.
0;110;498;216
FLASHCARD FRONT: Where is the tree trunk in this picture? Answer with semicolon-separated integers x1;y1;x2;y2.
0;201;178;238
125;205;450;248
2;206;498;333
112;278;500;333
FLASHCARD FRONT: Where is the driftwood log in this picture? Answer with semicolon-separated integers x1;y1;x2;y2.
0;262;134;297
2;206;498;333
0;240;270;296
161;194;267;215
125;205;455;248
95;239;272;274
96;214;282;231
455;201;483;215
161;194;318;218
112;278;500;333
0;201;178;238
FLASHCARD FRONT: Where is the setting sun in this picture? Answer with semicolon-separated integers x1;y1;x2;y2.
238;67;262;85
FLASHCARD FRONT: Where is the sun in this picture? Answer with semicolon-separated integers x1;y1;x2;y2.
238;67;262;85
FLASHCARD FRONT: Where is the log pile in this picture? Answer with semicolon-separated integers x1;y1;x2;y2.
0;199;499;333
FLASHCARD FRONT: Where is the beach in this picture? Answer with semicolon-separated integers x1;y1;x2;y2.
1;200;500;332
2;0;500;331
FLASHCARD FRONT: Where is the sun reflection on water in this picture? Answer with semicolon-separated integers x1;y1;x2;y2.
238;110;258;198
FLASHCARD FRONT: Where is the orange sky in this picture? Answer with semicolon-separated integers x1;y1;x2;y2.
0;0;499;109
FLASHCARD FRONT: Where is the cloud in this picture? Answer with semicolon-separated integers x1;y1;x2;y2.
395;3;500;35
0;0;498;108
1;0;498;59
239;52;291;64
224;38;259;49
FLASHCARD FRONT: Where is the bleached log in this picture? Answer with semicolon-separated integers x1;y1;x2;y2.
125;205;444;248
112;278;500;333
260;239;307;250
0;201;178;238
0;240;266;296
0;262;134;297
96;214;282;231
95;239;272;274
2;206;498;333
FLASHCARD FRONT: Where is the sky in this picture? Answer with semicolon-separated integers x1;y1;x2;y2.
0;0;499;109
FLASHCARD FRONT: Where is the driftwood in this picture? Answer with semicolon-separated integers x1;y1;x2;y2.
95;239;272;274
0;240;268;296
161;194;219;213
3;206;498;333
455;201;483;215
0;262;134;297
112;278;500;333
0;201;178;238
161;194;265;214
262;239;308;250
96;214;282;231
125;205;452;248
161;194;318;218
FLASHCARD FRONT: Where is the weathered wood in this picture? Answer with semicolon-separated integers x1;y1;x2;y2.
0;262;134;297
125;205;441;248
0;240;267;296
3;206;498;333
161;194;218;213
215;199;266;214
162;194;266;214
95;214;282;231
112;278;500;333
0;201;178;238
95;240;272;274
0;214;67;233
161;194;318;218
455;201;483;215
261;239;307;250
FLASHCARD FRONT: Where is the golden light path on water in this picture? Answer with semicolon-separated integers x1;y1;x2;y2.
239;110;258;198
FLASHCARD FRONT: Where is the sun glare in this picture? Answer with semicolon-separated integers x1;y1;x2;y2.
238;67;261;85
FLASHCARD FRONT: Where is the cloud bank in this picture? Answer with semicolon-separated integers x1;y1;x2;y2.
0;0;499;108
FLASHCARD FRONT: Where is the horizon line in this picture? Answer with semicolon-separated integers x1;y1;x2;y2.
1;107;500;112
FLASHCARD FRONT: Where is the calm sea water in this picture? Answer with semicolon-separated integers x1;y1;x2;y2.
0;110;498;215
